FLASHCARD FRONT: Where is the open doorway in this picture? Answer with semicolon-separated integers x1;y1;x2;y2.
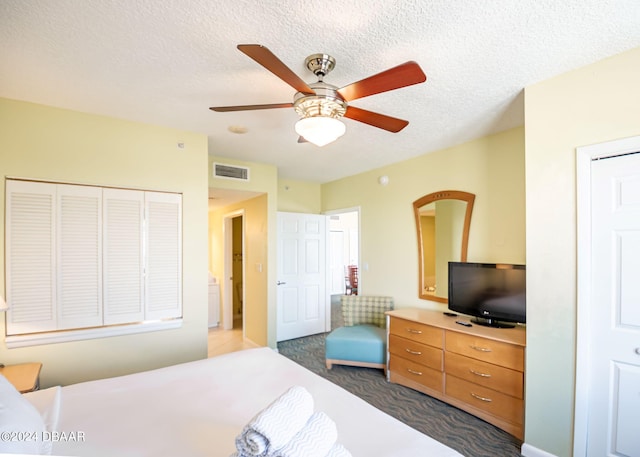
222;210;244;331
326;208;359;330
207;187;265;357
231;215;243;329
327;208;360;295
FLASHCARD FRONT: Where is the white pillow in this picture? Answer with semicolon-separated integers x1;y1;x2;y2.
0;374;51;455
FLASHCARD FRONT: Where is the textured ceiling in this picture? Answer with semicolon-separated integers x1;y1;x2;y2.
1;0;639;184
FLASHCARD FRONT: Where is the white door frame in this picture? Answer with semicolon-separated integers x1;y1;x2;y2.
222;209;245;331
575;134;640;456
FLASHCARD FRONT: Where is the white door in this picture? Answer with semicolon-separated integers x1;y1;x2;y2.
277;212;329;342
588;151;640;456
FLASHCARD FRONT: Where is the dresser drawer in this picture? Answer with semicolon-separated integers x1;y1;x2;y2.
389;334;443;371
445;352;523;398
389;317;443;348
389;355;443;393
446;375;523;425
445;331;524;371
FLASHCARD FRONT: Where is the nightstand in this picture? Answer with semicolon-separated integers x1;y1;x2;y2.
0;362;42;393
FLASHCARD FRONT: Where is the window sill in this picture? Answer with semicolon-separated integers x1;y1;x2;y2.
4;319;182;348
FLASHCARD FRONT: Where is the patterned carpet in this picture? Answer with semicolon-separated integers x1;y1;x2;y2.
277;331;523;457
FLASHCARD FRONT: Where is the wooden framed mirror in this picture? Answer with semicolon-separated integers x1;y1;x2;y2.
413;190;475;302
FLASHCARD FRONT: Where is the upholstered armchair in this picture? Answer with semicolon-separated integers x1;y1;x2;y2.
325;295;394;371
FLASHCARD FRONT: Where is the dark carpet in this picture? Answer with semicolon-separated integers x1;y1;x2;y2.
277;331;523;457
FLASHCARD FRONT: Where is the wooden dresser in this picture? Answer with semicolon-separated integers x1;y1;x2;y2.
386;308;526;439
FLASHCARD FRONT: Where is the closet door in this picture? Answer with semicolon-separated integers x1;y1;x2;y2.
587;151;640;456
5;180;183;336
145;192;182;320
56;184;103;330
103;188;145;325
5;180;57;335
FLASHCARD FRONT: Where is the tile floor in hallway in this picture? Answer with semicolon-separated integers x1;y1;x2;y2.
207;319;260;358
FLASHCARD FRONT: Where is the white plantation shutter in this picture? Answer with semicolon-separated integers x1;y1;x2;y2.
5;180;56;335
103;189;144;325
5;179;182;339
56;185;103;330
145;192;182;320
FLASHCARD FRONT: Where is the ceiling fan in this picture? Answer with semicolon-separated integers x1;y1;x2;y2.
209;44;427;146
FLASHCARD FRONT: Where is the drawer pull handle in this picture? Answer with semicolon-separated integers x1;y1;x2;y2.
407;368;423;376
470;392;493;403
406;328;423;334
405;348;422;355
470;344;492;352
469;369;492;378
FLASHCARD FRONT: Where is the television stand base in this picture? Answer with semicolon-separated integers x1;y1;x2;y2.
471;317;516;328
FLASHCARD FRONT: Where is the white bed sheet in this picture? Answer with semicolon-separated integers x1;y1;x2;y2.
51;347;462;457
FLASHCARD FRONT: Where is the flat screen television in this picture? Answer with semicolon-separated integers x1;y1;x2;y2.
448;262;526;328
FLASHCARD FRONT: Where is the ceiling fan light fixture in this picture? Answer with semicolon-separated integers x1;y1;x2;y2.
293;85;347;147
210;46;427;144
295;116;346;147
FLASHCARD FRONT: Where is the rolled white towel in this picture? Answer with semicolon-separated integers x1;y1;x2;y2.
235;386;314;457
270;411;338;457
325;443;353;457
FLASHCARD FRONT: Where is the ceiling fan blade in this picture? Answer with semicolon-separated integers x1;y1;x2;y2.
237;44;315;95
344;106;409;133
337;61;426;102
209;103;293;112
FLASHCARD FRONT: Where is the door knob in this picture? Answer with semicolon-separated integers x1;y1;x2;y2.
277;281;286;285
635;347;640;355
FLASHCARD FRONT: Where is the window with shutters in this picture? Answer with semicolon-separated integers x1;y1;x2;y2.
4;179;182;344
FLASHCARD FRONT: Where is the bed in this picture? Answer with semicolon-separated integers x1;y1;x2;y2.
12;347;462;456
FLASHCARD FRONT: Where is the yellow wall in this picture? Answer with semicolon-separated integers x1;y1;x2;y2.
321;126;526;309
278;179;322;213
524;46;640;456
0;98;210;387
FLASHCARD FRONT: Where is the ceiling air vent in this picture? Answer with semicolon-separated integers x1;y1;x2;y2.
213;163;250;181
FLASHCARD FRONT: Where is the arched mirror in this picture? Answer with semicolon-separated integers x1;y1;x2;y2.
413;190;475;302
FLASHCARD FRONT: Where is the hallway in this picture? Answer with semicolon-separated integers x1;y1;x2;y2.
207;321;260;358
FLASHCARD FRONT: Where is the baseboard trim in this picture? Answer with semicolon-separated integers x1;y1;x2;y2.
521;443;558;457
